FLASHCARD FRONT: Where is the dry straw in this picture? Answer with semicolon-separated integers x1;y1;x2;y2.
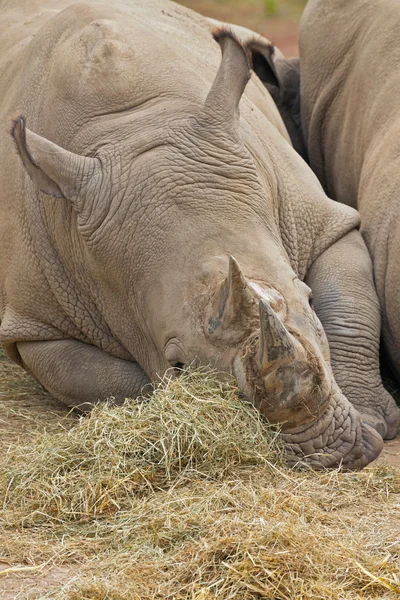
1;366;399;599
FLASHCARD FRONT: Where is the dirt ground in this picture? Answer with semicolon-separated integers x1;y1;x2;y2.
0;350;74;453
0;563;75;600
377;434;400;467
176;0;305;55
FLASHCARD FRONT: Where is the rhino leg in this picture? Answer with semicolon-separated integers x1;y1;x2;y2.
17;340;151;410
305;230;400;439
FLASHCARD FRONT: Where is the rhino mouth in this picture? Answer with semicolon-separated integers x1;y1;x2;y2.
280;390;384;470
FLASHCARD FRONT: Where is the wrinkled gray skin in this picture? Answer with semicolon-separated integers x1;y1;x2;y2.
299;0;400;434
0;0;391;469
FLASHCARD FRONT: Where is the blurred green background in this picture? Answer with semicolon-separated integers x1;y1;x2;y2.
177;0;307;55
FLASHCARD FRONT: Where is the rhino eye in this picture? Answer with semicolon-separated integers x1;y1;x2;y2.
165;339;186;374
170;361;185;369
169;361;186;375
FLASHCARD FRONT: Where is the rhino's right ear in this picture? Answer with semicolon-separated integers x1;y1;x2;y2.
11;116;100;209
248;41;280;92
202;28;252;128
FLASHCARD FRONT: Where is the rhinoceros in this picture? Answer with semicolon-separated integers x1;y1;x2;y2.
0;0;392;468
298;0;400;435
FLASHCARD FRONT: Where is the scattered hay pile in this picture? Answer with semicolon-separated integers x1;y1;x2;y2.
1;368;400;599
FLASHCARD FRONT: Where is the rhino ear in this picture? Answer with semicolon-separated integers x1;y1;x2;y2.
248;41;300;106
11;116;100;208
203;28;252;127
247;44;306;158
248;41;280;92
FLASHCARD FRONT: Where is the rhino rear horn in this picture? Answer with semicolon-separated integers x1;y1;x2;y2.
11;116;100;210
208;256;254;334
259;299;295;372
223;255;254;318
203;28;252;127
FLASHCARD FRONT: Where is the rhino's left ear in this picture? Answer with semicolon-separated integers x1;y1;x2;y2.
202;28;252;128
247;43;307;159
247;41;300;109
11;116;100;210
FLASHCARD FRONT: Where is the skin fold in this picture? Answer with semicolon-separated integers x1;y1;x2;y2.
0;0;391;468
299;0;400;437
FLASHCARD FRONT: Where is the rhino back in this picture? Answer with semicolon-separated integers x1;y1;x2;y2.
300;0;400;205
300;0;400;375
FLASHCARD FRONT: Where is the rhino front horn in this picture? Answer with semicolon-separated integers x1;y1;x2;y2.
258;299;295;372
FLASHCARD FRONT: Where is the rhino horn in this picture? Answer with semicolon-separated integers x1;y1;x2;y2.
224;255;254;314
208;256;254;334
258;299;295;371
203;28;252;127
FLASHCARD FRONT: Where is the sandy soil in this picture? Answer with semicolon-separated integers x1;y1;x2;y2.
376;435;400;468
0;563;75;600
176;0;304;55
0;351;75;452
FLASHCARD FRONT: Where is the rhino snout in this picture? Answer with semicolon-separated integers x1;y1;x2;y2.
281;389;383;470
342;422;383;470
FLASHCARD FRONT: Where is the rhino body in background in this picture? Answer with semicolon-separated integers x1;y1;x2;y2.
300;0;400;407
0;0;396;468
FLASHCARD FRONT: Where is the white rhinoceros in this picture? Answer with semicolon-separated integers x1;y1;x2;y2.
299;0;400;434
0;0;394;468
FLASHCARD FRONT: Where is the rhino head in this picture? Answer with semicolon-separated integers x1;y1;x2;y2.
11;29;382;469
156;245;381;470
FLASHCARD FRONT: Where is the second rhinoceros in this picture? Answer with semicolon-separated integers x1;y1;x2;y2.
298;0;400;439
0;0;392;468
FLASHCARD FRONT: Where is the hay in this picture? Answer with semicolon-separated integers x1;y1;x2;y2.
0;369;281;525
1;366;400;599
